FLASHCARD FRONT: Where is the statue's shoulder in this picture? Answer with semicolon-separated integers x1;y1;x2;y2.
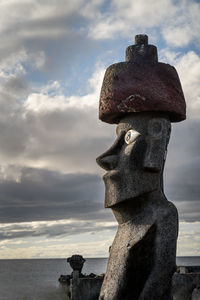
155;200;179;238
165;200;178;213
155;200;178;223
167;200;178;216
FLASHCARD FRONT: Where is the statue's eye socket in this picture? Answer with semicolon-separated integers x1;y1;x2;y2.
124;129;140;144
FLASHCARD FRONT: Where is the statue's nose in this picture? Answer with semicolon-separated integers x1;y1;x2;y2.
96;154;118;171
96;137;120;171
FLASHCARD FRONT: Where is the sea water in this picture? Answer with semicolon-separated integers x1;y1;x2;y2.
0;257;199;300
0;258;107;300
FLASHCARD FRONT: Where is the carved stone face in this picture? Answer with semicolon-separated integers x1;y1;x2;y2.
96;113;171;207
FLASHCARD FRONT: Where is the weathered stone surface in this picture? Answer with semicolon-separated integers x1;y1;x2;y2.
99;35;186;124
96;113;178;300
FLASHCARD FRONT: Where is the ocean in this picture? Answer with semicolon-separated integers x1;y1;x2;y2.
0;257;199;300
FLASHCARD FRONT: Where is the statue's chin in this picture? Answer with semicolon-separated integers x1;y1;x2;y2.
104;173;160;208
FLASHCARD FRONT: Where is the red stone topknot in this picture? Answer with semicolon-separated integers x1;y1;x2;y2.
99;34;186;124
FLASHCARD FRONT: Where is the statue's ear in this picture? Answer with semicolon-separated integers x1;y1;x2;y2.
143;118;170;172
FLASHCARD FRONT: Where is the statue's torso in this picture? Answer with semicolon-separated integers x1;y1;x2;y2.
100;200;177;300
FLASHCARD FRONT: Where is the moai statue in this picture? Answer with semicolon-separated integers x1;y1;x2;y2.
96;35;186;300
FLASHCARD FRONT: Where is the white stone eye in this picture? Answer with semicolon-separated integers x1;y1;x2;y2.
124;129;140;144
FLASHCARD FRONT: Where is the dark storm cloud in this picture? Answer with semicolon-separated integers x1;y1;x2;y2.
0;167;112;224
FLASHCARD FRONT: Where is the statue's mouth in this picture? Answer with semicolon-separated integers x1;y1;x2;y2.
103;170;119;181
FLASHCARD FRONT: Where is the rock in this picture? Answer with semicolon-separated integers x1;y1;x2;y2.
192;286;200;300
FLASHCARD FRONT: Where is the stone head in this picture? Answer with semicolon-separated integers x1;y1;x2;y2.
96;112;171;207
97;35;186;208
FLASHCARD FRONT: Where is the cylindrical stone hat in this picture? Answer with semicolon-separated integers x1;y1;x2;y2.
99;35;186;124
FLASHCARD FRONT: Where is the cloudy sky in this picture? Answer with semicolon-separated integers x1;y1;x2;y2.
0;0;200;259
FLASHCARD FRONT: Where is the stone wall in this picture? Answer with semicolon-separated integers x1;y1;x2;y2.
59;265;200;300
71;274;103;300
173;273;200;300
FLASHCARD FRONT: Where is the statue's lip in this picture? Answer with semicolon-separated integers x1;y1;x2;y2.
103;170;119;180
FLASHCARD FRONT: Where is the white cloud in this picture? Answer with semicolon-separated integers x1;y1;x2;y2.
177;222;200;256
176;51;200;119
160;49;200;119
0;0;84;35
88;0;177;40
0;219;116;258
159;49;182;65
24;64;105;113
88;0;200;52
0;237;112;259
24;93;66;113
0;49;46;81
0;50;27;77
163;25;191;47
88;17;126;40
80;0;105;19
111;0;177;26
0;219;116;234
162;1;200;47
1;219;199;258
